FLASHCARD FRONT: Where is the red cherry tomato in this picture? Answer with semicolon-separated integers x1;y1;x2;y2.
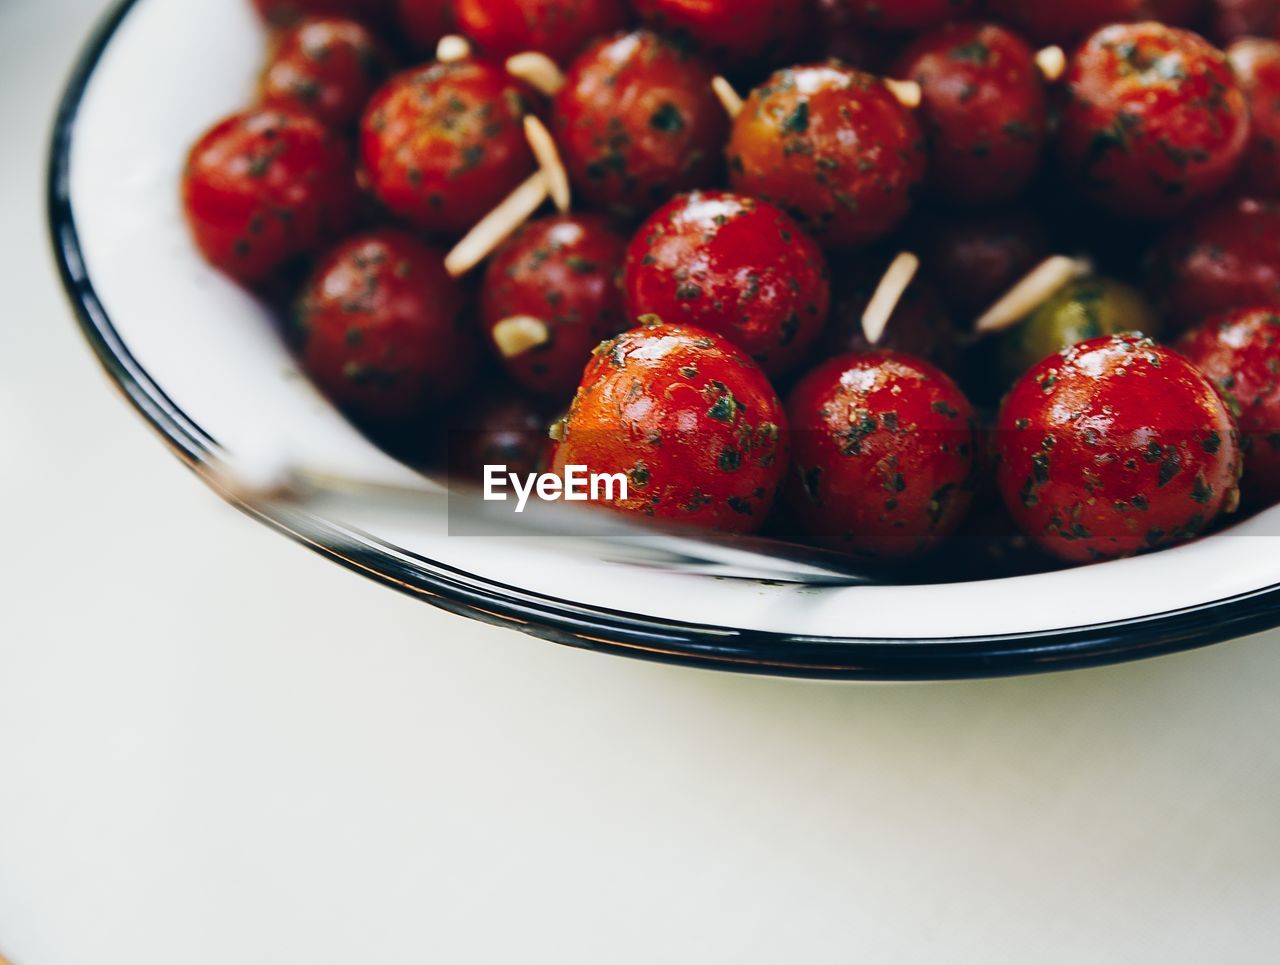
448;386;554;480
480;214;630;399
360;61;536;236
996;335;1242;563
260;18;393;130
182;108;357;285
293;229;477;422
1057;22;1251;221
252;0;393;28
785;352;977;561
1178;307;1280;509
393;0;454;53
552;31;728;219
727;64;927;248
453;0;628;65
623;191;830;378
1228;39;1280;199
630;0;802;68
552;322;789;534
893;23;1048;207
1148;196;1280;327
840;0;976;33
1202;0;1280;46
984;0;1199;46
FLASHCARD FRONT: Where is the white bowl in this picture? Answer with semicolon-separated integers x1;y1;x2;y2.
49;0;1280;679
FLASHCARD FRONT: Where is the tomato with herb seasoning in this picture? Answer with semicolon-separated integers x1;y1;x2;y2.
839;0;975;33
360;60;536;236
1178;307;1280;509
1227;39;1280;199
996;335;1242;563
261;17;393;130
551;321;789;534
983;0;1199;46
726;64;927;249
182;107;358;285
1057;22;1251;221
893;23;1048;207
394;0;454;53
480;214;630;399
785;352;977;561
630;0;801;68
453;0;629;65
293;229;476;422
552;31;728;219
1148;196;1280;327
252;0;394;29
623;191;830;378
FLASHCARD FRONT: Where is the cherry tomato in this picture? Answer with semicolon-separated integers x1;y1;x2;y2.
1178;307;1280;509
1228;39;1280;199
182;108;357;285
1057;22;1251;221
260;18;392;130
551;322;789;534
448;386;554;480
727;64;927;248
480;214;630;399
252;0;393;28
623;191;830;378
360;60;536;236
996;335;1242;563
984;0;1199;46
1202;0;1280;45
1148;196;1280;327
552;31;728;219
785;352;977;561
453;0;628;65
394;0;454;53
293;229;477;422
839;0;976;33
630;0;802;68
893;23;1048;207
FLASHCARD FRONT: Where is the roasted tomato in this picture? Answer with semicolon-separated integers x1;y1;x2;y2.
480;214;629;399
983;0;1199;46
1228;39;1280;199
260;17;392;130
448;386;553;480
1148;196;1280;327
394;0;453;53
252;0;393;28
1202;0;1280;46
293;229;476;422
453;0;629;65
839;0;976;33
785;352;977;561
912;207;1052;320
623;191;830;378
996;335;1242;563
1057;22;1251;221
630;0;802;68
551;322;789;534
360;60;535;236
1178;307;1280;509
552;31;728;219
893;23;1048;207
182;108;357;285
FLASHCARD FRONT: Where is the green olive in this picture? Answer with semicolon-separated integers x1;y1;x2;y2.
997;276;1162;385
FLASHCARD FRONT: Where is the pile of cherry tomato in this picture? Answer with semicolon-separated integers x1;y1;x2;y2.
182;0;1280;579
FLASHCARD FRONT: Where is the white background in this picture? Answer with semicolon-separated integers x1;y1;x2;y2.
2;1;1280;962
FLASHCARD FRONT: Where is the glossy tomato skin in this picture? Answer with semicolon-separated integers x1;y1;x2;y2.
727;64;927;248
984;0;1199;46
453;0;628;65
360;61;535;236
552;323;789;534
182;108;358;285
996;335;1242;564
785;352;977;561
840;0;975;33
293;230;476;422
630;0;801;68
623;191;830;378
393;0;454;53
893;23;1048;207
553;31;727;219
1178;307;1280;508
1148;196;1280;327
1228;39;1280;199
261;18;393;130
253;0;394;28
1203;0;1280;45
1057;23;1251;221
480;214;630;399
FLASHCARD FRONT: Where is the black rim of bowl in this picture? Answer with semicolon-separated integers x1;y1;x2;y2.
46;0;1280;680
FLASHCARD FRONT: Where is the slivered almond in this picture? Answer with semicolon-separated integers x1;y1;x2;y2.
1036;45;1067;82
445;172;550;277
974;256;1091;334
524;114;571;213
862;252;920;346
506;51;567;96
884;78;922;109
492;315;551;358
436;34;471;63
712;76;744;119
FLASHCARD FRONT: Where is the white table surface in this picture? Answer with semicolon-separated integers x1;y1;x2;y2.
3;2;1280;962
